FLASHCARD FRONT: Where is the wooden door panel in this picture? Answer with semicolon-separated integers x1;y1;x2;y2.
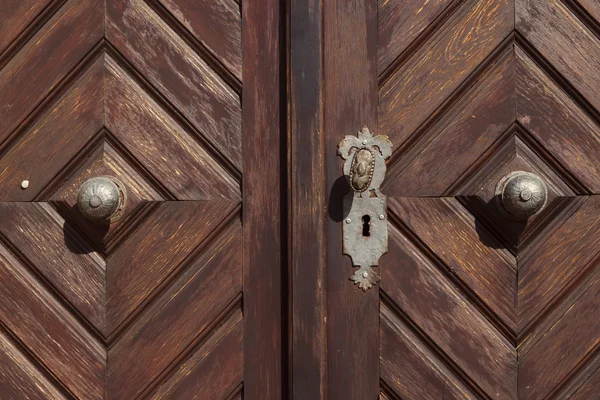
290;0;600;398
0;0;281;399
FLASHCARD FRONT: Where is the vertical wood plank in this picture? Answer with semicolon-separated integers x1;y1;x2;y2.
289;0;326;398
242;0;282;398
323;0;379;398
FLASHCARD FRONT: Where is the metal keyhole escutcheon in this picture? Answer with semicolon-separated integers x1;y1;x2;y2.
77;177;126;222
495;171;548;220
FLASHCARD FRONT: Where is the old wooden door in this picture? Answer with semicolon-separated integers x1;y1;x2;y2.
0;1;282;399
290;0;600;399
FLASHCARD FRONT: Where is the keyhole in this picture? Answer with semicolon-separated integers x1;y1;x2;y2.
362;215;371;237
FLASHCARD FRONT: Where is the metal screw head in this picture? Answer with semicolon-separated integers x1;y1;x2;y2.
362;139;368;145
379;214;385;220
495;171;548;220
345;218;352;224
362;271;368;278
20;180;29;189
77;177;125;222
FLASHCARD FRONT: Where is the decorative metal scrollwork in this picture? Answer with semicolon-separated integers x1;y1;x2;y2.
338;127;392;291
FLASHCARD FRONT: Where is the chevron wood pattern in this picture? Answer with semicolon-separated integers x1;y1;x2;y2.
0;0;282;399
376;0;600;399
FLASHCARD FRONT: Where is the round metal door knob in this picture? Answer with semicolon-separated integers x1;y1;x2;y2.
77;177;126;222
495;171;548;220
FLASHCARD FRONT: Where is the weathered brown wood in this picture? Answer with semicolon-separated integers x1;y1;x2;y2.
380;302;477;400
104;54;240;201
106;0;242;170
107;201;238;333
0;0;53;58
379;0;513;150
378;0;456;75
0;202;106;334
516;0;600;113
0;57;104;201
519;261;600;399
151;308;243;399
156;0;242;81
382;223;517;399
0;243;104;399
383;48;515;196
389;197;517;332
108;219;242;399
515;45;600;193
289;0;326;398
0;330;66;400
323;0;379;398
242;0;282;398
0;0;103;148
518;197;600;333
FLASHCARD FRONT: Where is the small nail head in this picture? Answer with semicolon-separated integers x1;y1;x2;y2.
379;214;385;220
362;140;368;145
362;271;368;278
345;218;351;224
21;180;29;189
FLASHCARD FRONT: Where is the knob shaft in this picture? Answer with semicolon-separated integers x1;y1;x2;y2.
496;171;547;220
77;177;125;222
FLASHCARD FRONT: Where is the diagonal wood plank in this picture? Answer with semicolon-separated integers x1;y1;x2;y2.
0;242;105;400
379;0;512;150
106;201;238;333
0;0;103;147
151;308;243;399
389;197;517;332
0;55;104;201
516;45;600;193
380;301;477;400
382;222;516;399
108;217;242;399
0;0;54;58
377;0;457;76
516;0;600;113
383;47;515;196
518;196;600;333
0;331;66;400
157;0;242;81
106;0;242;170
0;202;106;335
104;54;240;201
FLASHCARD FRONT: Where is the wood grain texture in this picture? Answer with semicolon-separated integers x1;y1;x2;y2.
0;331;66;400
0;56;104;201
109;219;242;399
105;54;240;201
323;0;379;397
519;264;600;400
158;0;242;81
242;0;282;398
518;197;600;333
379;0;513;150
289;0;326;398
383;48;515;196
107;201;237;334
382;223;516;399
577;0;600;24
570;363;600;400
380;302;477;400
107;0;242;170
0;0;103;147
516;0;600;114
0;202;106;334
0;243;104;400
378;0;456;75
389;197;517;332
151;308;243;400
515;45;600;193
0;0;53;57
